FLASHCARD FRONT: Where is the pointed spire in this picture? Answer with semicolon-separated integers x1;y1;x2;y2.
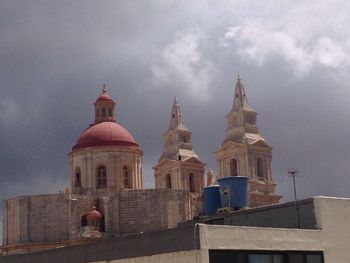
232;74;250;111
102;83;107;93
169;97;186;130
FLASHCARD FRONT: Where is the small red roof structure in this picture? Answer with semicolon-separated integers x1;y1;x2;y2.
86;206;102;221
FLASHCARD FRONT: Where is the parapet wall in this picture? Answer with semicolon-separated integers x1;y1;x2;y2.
118;189;191;235
3;194;69;246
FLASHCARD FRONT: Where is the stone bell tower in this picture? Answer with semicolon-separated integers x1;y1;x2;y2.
153;98;205;195
215;76;281;207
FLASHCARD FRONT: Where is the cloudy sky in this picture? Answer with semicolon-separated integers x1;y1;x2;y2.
1;0;350;239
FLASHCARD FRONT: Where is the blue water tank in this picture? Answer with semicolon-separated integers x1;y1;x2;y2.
203;185;221;215
217;176;249;209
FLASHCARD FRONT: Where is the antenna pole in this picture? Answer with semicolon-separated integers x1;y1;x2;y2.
288;169;300;228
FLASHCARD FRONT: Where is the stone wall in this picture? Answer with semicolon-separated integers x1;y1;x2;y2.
2;189;194;248
118;189;190;235
68;194;96;240
3;194;69;245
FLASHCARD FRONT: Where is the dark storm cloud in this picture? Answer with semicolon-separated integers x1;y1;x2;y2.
1;0;350;242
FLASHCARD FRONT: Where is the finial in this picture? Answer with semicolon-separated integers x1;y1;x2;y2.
237;73;241;81
174;96;178;104
102;83;107;93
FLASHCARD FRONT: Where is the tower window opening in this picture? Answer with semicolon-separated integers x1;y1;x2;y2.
97;165;107;189
257;157;264;179
230;158;238;176
75;168;81;187
108;108;112;117
165;174;172;189
123;166;131;188
102;107;106;117
189;173;196;193
96;109;99;118
246;114;256;125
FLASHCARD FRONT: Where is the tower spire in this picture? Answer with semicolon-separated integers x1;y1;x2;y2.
169;97;186;130
232;75;250;111
153;98;205;200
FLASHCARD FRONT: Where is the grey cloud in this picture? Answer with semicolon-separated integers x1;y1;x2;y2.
1;0;350;243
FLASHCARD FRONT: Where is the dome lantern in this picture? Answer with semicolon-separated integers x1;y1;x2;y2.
94;84;116;124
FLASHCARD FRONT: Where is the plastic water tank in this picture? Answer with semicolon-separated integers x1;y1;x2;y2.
217;176;249;209
203;185;221;215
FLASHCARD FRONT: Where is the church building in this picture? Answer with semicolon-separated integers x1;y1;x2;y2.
1;76;280;255
216;76;281;206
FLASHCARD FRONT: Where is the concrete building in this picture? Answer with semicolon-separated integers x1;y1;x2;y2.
1;76;281;256
1;196;349;262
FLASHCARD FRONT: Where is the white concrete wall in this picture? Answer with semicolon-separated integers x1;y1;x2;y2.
199;196;350;263
199;224;324;252
313;196;350;263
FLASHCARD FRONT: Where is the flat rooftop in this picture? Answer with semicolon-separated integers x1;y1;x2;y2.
195;197;317;229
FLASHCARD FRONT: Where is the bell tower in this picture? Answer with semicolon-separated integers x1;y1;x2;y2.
153;98;205;194
216;76;281;207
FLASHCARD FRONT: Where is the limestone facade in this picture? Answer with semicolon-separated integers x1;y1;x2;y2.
216;76;281;207
69;146;143;195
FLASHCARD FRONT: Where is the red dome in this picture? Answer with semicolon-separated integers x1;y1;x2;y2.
73;121;138;150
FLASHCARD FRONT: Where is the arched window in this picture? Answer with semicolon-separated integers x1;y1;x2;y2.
165;174;172;189
97;165;107;189
108;108;112;117
230;158;238;176
189;173;195;193
102;107;106;117
257;157;264;178
96;109;99;117
123;166;131;188
75;167;81;187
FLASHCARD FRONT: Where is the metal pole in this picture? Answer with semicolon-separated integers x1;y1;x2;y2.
288;170;300;229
